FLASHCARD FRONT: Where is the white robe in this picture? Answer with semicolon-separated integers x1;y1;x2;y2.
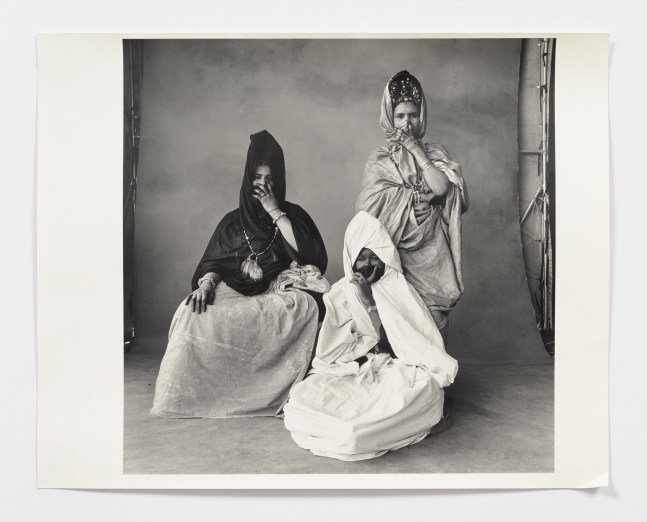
283;212;458;461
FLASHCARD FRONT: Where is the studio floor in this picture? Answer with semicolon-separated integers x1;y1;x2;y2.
124;337;554;475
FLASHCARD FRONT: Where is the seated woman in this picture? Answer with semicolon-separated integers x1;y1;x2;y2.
283;212;457;461
356;70;469;345
151;130;329;419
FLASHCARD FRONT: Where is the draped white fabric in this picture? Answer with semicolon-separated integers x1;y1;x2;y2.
283;212;456;461
151;265;328;418
314;211;458;386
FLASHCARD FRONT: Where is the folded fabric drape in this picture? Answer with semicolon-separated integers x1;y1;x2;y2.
284;212;456;460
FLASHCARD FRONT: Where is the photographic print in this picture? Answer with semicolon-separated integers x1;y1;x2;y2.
123;38;554;474
36;34;608;489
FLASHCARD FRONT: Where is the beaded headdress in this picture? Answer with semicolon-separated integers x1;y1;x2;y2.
388;70;422;108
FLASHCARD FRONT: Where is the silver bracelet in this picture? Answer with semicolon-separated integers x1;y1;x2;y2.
420;160;434;171
197;275;217;290
272;211;287;225
402;137;417;149
365;304;377;314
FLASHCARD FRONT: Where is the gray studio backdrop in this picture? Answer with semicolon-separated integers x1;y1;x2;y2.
133;38;546;362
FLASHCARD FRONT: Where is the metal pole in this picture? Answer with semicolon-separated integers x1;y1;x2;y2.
540;38;550;330
520;185;542;226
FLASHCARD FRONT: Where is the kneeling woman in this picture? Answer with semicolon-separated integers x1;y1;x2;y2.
283;211;456;461
151;131;329;418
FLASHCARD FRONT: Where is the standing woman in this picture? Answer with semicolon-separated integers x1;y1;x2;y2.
356;70;469;345
151;130;328;418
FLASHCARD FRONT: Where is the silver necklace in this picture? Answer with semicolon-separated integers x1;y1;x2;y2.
240;226;278;281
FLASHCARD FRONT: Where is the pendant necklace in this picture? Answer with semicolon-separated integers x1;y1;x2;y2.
240;226;278;281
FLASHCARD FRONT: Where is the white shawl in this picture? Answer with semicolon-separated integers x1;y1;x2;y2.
311;212;458;387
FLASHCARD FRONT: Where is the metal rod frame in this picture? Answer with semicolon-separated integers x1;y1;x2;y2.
519;38;553;331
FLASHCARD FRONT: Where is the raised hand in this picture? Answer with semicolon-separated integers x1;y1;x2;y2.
350;271;375;308
252;178;280;215
393;125;422;153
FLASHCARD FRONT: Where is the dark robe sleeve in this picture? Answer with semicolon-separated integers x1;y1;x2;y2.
280;202;328;275
190;210;241;290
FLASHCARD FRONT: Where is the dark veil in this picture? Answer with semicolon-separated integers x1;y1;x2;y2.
191;131;328;295
239;130;287;239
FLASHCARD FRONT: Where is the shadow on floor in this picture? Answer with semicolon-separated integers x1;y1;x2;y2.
124;340;554;474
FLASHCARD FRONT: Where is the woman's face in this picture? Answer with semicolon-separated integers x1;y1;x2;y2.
253;165;273;189
393;101;421;136
353;248;386;284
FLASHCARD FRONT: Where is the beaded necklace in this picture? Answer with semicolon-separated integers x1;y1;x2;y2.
240;226;279;281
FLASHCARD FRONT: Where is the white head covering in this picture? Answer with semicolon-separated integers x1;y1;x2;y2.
319;212;458;387
342;209;401;280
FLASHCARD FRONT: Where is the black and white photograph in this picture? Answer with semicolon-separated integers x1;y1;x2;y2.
122;37;556;475
6;0;646;517
33;31;613;493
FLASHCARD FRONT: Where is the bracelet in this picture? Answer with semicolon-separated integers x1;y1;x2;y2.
402;137;417;149
272;211;287;225
420;160;434;171
197;275;217;290
365;304;377;314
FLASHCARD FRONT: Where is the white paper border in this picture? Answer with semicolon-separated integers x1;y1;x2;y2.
36;33;609;489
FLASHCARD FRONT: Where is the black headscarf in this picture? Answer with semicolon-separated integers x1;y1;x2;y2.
191;131;328;295
239;130;287;238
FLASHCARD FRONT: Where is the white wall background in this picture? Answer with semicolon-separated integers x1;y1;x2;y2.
4;0;646;520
